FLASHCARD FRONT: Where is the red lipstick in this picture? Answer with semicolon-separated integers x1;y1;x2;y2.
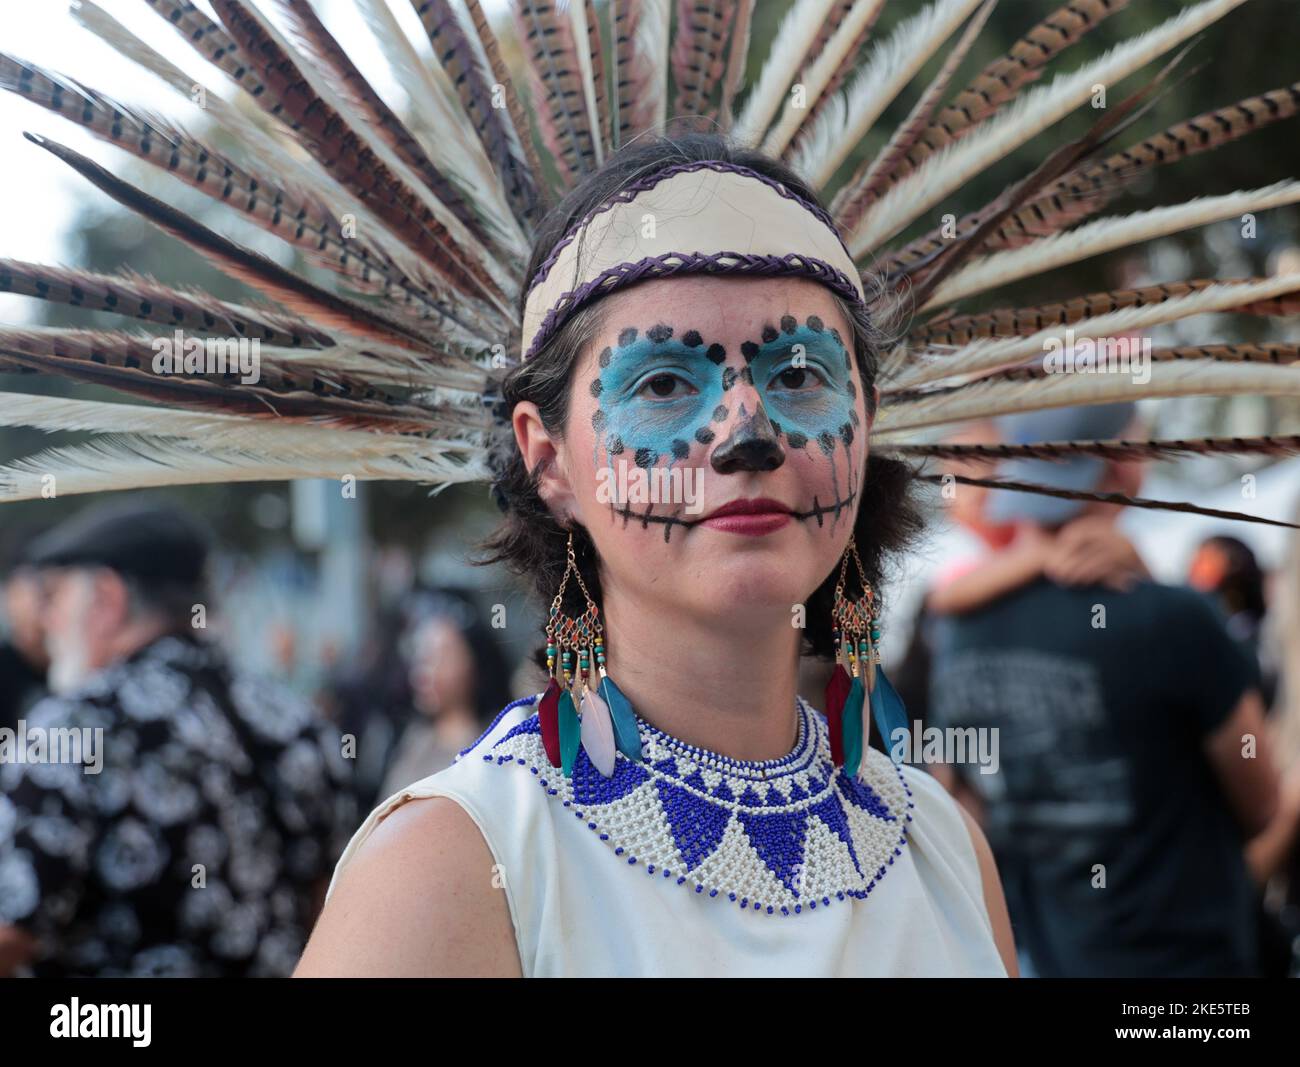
701;497;791;536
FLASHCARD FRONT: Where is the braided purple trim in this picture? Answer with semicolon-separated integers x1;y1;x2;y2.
528;160;852;293
523;251;866;363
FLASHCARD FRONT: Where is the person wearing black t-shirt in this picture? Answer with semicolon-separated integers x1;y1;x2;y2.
929;404;1281;977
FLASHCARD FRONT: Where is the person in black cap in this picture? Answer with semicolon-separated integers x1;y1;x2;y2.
0;519;50;735
927;404;1281;978
0;499;356;977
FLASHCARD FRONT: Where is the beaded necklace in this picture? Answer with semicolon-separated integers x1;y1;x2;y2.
476;694;915;917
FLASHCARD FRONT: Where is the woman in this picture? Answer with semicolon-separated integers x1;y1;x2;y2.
377;588;512;798
295;135;1017;977
1;0;1286;979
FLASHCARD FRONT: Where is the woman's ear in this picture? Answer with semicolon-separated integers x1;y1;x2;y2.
513;400;577;524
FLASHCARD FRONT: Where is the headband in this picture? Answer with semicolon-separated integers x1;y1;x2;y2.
520;161;866;362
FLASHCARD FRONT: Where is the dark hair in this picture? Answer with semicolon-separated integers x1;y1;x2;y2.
401;586;514;725
477;132;924;664
1200;535;1267;619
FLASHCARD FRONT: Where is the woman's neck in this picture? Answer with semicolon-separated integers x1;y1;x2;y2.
601;594;802;763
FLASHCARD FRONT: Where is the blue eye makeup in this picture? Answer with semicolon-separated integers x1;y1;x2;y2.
592;326;725;469
588;315;861;472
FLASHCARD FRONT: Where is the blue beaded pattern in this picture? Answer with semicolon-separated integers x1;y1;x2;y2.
478;694;915;917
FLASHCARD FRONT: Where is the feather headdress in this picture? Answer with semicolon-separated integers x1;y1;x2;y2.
0;0;1298;528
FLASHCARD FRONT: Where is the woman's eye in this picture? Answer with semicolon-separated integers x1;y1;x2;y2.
638;373;693;398
774;366;821;391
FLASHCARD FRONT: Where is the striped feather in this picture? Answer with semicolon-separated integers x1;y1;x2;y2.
924;182;1300;308
887;0;1132;188
850;0;1249;256
671;0;734;122
791;0;985;188
409;0;541;227
718;0;756;127
515;0;600;184
893;433;1300;463
762;0;888;157
912;472;1300;529
831;0;995;232
210;0;516;313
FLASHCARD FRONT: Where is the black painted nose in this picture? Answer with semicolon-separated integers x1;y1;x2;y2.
711;411;786;474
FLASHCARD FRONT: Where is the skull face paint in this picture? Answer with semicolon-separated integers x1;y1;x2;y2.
587;312;861;541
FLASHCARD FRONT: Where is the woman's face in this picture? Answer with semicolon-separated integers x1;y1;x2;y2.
518;276;872;633
409;615;475;717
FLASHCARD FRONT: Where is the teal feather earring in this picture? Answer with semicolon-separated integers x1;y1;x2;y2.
545;530;641;780
825;539;872;778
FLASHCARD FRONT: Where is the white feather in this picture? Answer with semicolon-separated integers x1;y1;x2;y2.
0;436;488;503
890;272;1300;390
0;393;481;454
761;0;888;157
639;0;672;133
563;0;605;165
731;0;837;147
874;358;1300;438
849;0;1250;255
791;0;983;186
925;181;1300;308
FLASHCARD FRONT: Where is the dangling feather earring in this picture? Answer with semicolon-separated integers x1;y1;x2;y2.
824;539;909;778
825;539;870;777
540;530;642;779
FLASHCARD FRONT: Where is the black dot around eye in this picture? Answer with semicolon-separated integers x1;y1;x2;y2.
722;367;737;390
740;341;759;363
694;426;715;444
771;419;783;436
850;410;860;427
682;329;702;347
635;447;655;468
780;314;797;334
592;410;606;432
608;434;624;455
671;439;689;459
817;431;835;454
739;366;753;385
761;325;778;343
706;343;726;364
647;323;673;343
590;378;603;397
618;327;637;347
599;346;613;367
830;327;843;345
840;422;854;446
847;379;857;397
787;431;808;449
807;315;824;332
712;404;728;422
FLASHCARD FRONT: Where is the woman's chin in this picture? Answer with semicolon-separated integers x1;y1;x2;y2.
690;551;816;610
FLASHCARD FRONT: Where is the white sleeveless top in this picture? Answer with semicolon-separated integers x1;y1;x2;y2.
326;693;1007;977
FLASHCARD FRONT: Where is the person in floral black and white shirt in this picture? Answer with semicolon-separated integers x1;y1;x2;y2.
0;501;355;977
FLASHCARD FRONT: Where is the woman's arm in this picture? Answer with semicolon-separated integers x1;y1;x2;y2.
956;804;1019;977
926;531;1049;616
294;796;522;977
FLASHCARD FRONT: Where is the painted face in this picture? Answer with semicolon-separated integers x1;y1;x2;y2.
546;276;871;629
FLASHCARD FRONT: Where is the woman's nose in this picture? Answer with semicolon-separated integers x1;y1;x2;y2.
710;401;785;473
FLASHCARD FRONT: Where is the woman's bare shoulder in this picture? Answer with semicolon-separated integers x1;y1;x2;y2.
294;794;522;977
